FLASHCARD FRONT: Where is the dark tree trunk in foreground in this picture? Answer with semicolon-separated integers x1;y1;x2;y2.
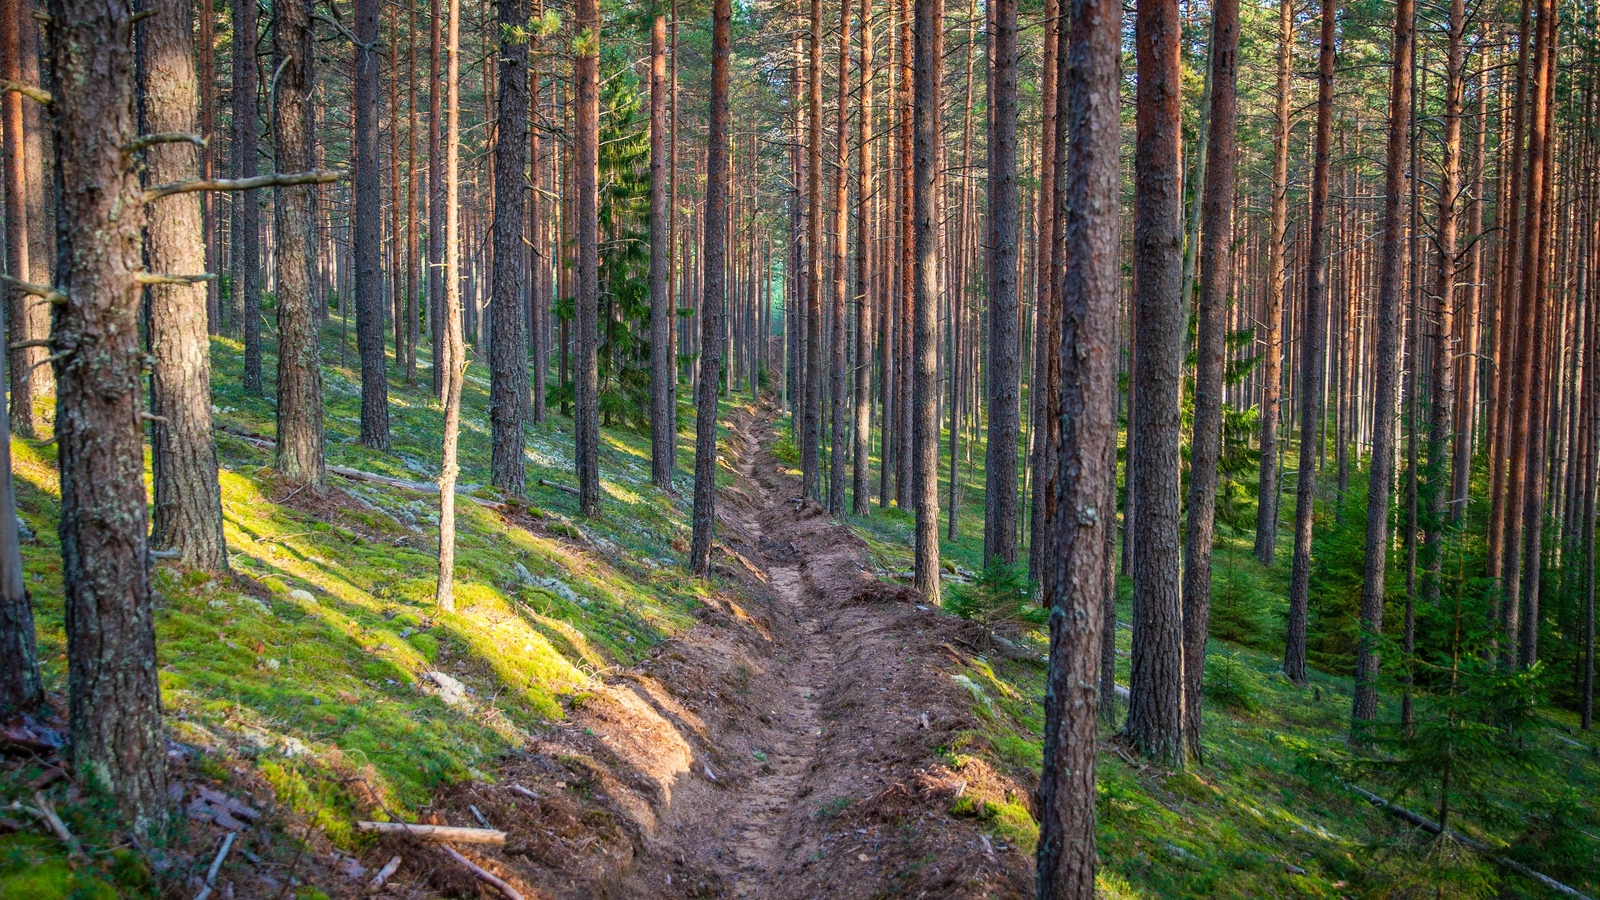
273;0;325;490
1181;0;1238;760
141;0;228;573
910;0;941;603
436;0;464;610
1352;0;1412;729
1255;0;1292;566
355;0;390;449
1035;0;1119;891
489;0;529;496
649;15;674;491
690;0;729;574
2;0;43;436
48;0;167;829
982;0;1019;566
851;0;874;516
1125;0;1185;769
231;0;260;388
573;0;600;517
1284;0;1336;685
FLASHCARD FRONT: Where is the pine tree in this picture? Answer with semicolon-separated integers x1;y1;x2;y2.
489;0;529;496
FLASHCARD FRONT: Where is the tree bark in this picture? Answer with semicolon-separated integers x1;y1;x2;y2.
49;0;166;828
140;0;228;573
488;0;529;496
1421;0;1464;610
910;0;941;603
0;333;38;713
573;0;600;517
1125;0;1186;768
1180;0;1238;760
1035;0;1119;891
354;0;390;448
230;0;260;389
1;0;43;436
1026;0;1059;582
1352;0;1412;729
827;0;850;517
1283;0;1336;685
1254;0;1292;566
649;16;673;490
436;0;464;610
802;0;823;503
429;0;444;397
851;0;874;517
272;0;324;491
1504;0;1553;666
689;0;729;575
982;0;1019;566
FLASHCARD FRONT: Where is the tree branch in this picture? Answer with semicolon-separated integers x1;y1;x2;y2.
135;271;218;286
0;274;66;305
125;132;208;154
0;79;51;104
141;169;344;204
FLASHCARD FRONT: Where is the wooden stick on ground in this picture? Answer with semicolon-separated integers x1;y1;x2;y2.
1345;782;1595;900
193;832;235;900
354;821;506;844
31;793;83;859
439;843;525;900
367;855;402;892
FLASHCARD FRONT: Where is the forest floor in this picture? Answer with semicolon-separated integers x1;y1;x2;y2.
424;401;1037;898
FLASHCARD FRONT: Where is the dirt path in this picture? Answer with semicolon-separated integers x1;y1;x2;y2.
424;402;1034;899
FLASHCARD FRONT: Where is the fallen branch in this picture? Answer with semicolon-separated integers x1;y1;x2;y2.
31;792;83;859
439;843;524;900
537;478;580;497
1344;782;1595;900
367;855;402;891
353;821;505;845
141;169;344;204
506;783;539;803
193;832;235;900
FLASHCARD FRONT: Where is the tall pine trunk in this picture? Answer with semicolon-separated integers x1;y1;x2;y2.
1181;0;1239;760
141;0;228;572
1283;0;1336;685
910;0;941;603
802;0;823;502
573;0;601;517
489;0;529;495
1352;0;1413;729
49;0;166;829
851;0;874;517
649;15;674;490
827;0;850;516
1035;0;1120;890
690;0;729;574
231;0;260;389
436;0;464;610
1254;0;1292;565
1125;0;1186;768
982;0;1019;565
354;0;390;448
